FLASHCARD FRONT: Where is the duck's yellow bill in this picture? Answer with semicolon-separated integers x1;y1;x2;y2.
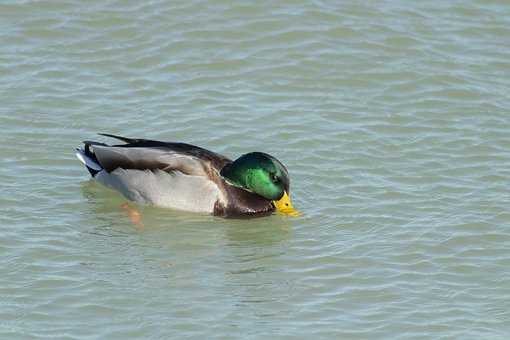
273;191;301;217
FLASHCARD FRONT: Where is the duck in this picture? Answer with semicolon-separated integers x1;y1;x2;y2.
75;133;299;218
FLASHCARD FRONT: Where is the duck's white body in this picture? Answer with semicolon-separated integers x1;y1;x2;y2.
94;168;222;213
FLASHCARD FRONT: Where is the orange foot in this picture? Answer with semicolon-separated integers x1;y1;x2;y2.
121;202;144;230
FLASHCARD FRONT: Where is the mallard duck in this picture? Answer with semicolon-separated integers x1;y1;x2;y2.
76;134;299;218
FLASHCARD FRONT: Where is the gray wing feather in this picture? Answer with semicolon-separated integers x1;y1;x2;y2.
92;146;209;176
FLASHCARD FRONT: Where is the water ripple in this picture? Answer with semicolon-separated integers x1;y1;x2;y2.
1;0;510;338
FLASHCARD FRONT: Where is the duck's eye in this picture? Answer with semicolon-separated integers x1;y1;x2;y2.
270;173;278;183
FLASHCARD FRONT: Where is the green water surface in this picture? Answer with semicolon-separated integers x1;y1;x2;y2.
1;0;510;339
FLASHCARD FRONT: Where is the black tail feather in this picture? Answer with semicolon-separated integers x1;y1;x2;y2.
78;141;107;177
98;133;140;144
76;147;102;177
83;140;108;147
86;165;100;177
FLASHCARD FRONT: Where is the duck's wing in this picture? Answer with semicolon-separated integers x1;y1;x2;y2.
87;133;232;176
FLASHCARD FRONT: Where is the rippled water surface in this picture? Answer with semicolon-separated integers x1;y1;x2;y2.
2;0;510;338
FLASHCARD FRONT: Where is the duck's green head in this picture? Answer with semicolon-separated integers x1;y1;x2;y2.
220;152;299;216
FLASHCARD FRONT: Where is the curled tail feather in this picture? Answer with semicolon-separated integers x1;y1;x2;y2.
75;141;105;177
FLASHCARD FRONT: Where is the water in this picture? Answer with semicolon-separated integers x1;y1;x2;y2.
1;0;510;338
